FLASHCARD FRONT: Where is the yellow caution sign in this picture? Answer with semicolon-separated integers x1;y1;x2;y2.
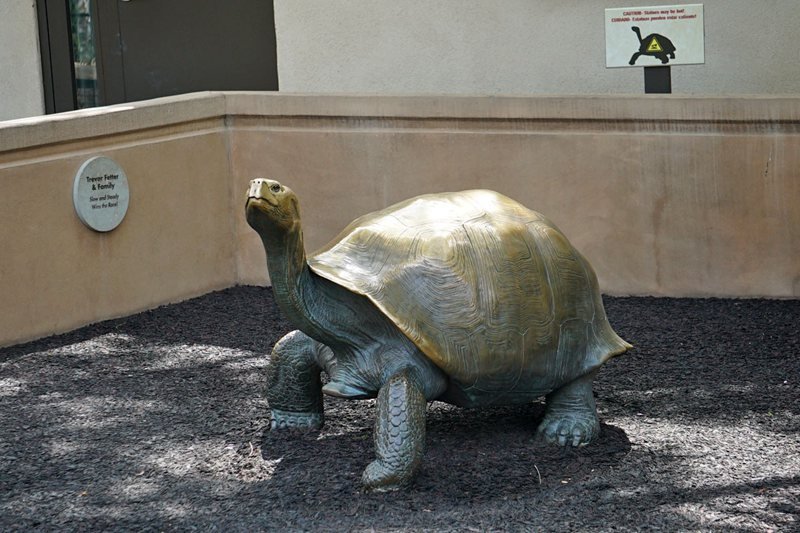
647;37;663;53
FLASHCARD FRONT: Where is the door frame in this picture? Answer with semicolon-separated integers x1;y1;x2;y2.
37;0;77;113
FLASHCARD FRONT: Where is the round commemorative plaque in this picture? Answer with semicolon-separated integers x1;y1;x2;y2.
72;156;130;232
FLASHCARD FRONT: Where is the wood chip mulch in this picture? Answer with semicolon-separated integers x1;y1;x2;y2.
1;287;798;531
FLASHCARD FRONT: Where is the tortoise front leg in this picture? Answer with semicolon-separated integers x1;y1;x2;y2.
362;370;427;492
267;330;325;430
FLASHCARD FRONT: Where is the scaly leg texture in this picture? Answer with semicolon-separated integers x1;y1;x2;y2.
362;371;427;492
267;330;324;430
537;370;600;447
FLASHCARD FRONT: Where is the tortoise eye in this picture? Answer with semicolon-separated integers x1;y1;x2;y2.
270;184;281;194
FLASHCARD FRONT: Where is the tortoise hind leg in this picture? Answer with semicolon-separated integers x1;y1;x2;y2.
536;370;600;447
362;370;427;492
267;330;326;430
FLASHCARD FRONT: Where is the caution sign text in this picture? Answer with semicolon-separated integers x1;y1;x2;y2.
605;4;704;68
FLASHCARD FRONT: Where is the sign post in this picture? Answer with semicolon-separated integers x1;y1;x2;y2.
644;66;671;94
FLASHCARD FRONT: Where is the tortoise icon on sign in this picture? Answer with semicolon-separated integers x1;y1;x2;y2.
628;26;676;65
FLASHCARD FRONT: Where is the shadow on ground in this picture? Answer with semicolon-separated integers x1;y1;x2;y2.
0;287;797;531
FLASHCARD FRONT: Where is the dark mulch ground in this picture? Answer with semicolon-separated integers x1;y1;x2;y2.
1;287;798;532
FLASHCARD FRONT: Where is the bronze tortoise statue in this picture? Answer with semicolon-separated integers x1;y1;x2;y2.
245;178;630;492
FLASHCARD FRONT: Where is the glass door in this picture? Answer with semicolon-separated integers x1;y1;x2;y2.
70;0;100;108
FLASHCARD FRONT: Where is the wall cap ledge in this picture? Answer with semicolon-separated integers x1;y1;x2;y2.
2;92;800;154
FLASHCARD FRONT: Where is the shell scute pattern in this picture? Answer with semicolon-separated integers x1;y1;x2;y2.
309;190;628;399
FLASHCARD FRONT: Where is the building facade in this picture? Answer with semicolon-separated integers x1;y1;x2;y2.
2;0;800;121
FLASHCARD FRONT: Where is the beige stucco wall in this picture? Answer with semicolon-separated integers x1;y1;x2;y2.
228;94;800;301
274;0;800;95
0;1;44;120
0;94;234;347
1;92;798;347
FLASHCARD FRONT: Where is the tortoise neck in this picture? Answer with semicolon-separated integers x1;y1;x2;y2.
260;224;346;342
261;224;315;330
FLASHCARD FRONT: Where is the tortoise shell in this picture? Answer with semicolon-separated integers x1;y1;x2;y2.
308;190;630;404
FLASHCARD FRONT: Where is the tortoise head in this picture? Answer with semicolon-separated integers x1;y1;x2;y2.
245;178;301;236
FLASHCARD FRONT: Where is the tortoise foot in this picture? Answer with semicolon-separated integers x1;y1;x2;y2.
362;370;428;492
537;370;600;447
267;331;326;430
362;459;413;493
270;408;323;430
536;409;599;447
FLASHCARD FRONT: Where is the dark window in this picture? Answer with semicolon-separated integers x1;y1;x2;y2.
38;0;278;114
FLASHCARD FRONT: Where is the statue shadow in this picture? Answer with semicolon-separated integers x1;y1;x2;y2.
260;399;632;502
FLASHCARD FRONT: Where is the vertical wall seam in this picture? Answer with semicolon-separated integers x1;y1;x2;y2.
221;93;240;287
